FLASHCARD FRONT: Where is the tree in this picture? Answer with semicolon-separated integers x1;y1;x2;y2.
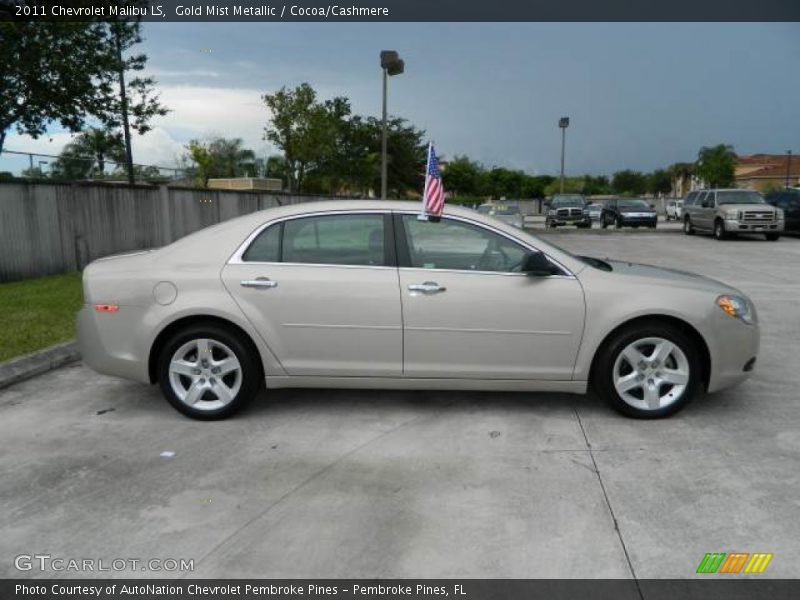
0;21;110;155
263;83;350;192
612;170;647;195
442;155;482;197
206;137;256;178
647;169;672;197
669;162;694;196
0;16;168;181
50;128;126;180
186;140;215;188
695;144;735;188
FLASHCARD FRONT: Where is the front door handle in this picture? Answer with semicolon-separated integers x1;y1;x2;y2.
408;281;446;294
240;277;278;289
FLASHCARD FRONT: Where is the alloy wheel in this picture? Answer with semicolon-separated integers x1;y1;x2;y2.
612;337;690;411
168;338;242;411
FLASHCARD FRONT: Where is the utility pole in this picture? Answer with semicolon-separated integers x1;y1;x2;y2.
558;117;570;194
380;51;404;199
787;150;793;189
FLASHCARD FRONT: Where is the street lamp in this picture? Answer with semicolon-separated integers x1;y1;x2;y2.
558;117;570;194
380;50;404;200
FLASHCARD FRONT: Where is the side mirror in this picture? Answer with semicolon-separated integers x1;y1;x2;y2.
521;252;557;276
650;204;655;209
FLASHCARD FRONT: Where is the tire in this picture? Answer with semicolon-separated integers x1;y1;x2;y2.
545;218;554;229
592;322;702;419
765;233;780;241
615;217;623;229
601;216;608;229
683;217;695;235
713;219;727;240
157;322;262;420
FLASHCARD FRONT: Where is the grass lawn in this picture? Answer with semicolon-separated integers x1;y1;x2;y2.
0;272;83;363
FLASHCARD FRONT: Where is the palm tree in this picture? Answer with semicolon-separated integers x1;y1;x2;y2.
207;137;256;178
52;128;126;179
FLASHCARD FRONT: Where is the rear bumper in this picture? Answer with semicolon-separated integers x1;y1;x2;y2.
77;305;151;383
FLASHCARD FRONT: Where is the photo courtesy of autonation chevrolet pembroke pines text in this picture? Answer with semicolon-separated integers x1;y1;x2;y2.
1;1;799;598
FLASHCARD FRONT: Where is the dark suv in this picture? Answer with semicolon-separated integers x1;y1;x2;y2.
765;189;800;233
545;194;590;228
601;198;658;229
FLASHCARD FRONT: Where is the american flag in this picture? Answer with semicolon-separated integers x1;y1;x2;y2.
423;143;445;216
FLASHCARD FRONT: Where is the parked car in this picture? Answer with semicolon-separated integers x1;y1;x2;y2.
78;200;759;420
665;200;683;221
601;198;658;229
545;194;591;228
765;189;800;234
585;203;603;222
682;189;783;241
476;203;524;229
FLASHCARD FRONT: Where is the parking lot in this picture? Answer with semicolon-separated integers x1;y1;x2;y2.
1;227;799;580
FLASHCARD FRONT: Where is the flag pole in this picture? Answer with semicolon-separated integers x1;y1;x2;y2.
419;141;432;220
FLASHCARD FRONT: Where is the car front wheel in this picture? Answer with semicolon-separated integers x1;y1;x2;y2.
157;323;262;419
714;219;727;240
683;217;695;235
593;322;702;418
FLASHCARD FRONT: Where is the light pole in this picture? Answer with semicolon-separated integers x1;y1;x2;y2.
787;150;793;189
558;117;570;194
380;50;404;199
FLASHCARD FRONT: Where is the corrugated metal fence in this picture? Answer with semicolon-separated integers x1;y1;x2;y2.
0;182;333;282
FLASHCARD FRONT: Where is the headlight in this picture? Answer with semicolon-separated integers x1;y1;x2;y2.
776;209;785;220
717;295;754;325
727;210;739;219
547;209;556;216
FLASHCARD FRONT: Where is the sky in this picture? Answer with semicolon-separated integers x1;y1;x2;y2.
3;22;800;177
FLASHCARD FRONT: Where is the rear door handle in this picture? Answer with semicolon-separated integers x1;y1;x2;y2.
408;281;446;294
240;277;278;289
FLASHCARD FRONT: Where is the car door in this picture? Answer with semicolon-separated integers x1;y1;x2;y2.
696;191;714;230
222;211;402;377
395;213;585;380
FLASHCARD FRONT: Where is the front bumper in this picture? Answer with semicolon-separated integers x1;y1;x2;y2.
619;215;657;226
549;215;591;226
705;309;760;393
724;218;784;232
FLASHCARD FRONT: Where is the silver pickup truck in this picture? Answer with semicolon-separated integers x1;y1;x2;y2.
682;189;784;241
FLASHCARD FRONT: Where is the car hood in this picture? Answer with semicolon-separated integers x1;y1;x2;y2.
605;259;739;294
718;203;775;212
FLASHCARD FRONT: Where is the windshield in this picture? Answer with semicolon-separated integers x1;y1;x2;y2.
494;207;519;215
717;191;766;205
618;199;650;209
477;205;492;214
551;195;585;207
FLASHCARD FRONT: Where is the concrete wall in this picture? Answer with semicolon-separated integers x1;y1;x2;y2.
0;182;333;282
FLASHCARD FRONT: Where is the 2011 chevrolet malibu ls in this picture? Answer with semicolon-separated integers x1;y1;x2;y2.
77;200;759;420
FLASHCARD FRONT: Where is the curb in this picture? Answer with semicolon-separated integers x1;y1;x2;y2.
0;340;80;391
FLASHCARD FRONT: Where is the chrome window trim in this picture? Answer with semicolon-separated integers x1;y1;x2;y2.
228;207;575;278
228;209;391;267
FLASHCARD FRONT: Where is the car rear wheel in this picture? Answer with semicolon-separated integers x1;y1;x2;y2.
683;217;695;235
765;233;780;241
593;322;701;418
158;323;262;420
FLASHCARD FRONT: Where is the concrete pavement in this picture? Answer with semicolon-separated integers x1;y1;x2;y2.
1;230;798;580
